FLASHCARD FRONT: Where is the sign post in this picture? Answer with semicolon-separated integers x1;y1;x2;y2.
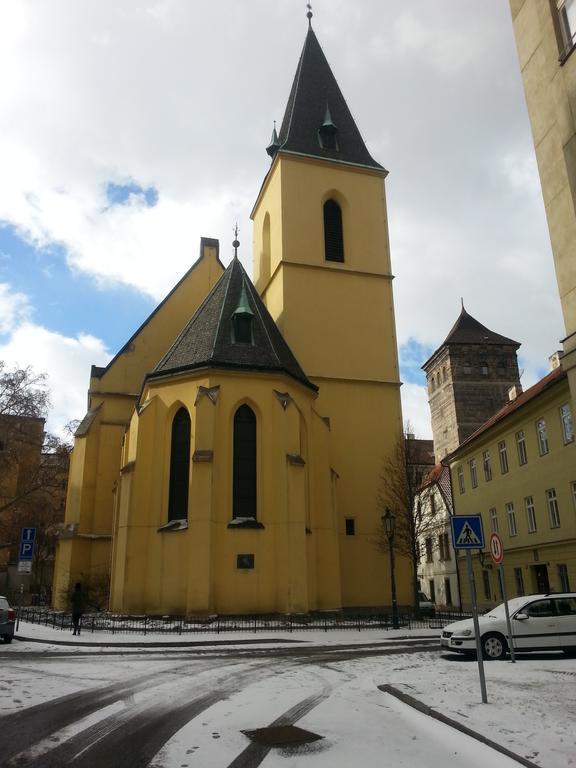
490;532;515;663
451;515;488;704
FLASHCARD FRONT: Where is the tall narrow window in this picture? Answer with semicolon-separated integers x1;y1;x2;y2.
516;430;528;465
560;403;574;444
546;488;561;528
498;440;509;474
506;502;517;536
536;418;549;456
490;507;499;533
469;458;478;488
233;405;257;519
457;465;465;494
525;496;537;534
323;199;344;263
168;408;191;521
483;450;492;481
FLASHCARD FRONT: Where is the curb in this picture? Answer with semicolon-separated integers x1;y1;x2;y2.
378;684;541;768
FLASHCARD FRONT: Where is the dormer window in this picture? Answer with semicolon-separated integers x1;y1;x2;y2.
318;104;339;152
232;283;254;344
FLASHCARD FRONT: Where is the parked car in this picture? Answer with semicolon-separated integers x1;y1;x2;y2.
418;591;435;616
0;595;15;644
441;593;576;659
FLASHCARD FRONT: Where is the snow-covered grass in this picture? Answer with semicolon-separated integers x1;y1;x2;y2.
2;622;575;767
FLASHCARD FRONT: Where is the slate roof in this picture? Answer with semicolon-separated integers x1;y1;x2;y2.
445;366;567;460
149;258;317;392
276;28;384;171
422;307;520;370
442;307;519;348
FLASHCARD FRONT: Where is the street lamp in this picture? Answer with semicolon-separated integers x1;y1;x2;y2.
382;507;399;629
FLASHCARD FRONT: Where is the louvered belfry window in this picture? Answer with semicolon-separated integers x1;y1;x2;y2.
323;199;344;263
233;405;257;519
168;407;191;521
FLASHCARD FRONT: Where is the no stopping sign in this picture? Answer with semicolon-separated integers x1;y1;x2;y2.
489;532;503;565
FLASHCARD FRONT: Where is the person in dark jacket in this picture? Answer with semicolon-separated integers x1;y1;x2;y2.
71;582;84;636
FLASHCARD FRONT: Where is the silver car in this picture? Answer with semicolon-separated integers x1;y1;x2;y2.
441;593;576;659
0;595;15;644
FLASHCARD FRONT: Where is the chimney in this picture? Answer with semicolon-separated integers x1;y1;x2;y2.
549;351;563;371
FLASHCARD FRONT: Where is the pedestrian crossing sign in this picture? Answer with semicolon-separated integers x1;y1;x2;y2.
450;516;484;550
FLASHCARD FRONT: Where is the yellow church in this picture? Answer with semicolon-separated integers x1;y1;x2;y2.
53;19;407;615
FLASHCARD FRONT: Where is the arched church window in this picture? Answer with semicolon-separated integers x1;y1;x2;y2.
260;212;271;284
168;407;191;521
324;199;344;263
233;404;257;519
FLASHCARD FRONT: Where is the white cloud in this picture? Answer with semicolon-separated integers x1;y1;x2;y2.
401;383;432;440
0;285;111;436
0;282;31;334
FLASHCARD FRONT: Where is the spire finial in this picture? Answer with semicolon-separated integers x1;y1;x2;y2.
233;224;240;260
461;297;465;311
306;2;313;27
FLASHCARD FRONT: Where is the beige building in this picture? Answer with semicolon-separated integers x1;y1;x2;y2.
509;1;576;408
447;362;575;610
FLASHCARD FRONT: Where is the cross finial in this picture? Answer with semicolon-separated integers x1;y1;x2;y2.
233;224;240;260
461;297;465;311
306;2;313;27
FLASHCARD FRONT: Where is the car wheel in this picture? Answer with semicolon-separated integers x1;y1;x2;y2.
2;635;13;644
482;633;507;660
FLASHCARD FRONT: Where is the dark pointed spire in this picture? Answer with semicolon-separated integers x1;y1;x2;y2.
150;259;317;391
266;121;281;158
275;28;384;171
441;307;520;349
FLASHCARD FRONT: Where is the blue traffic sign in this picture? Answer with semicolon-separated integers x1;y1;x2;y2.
19;527;36;561
450;516;484;550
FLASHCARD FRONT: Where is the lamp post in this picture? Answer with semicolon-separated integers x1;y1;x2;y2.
382;507;399;629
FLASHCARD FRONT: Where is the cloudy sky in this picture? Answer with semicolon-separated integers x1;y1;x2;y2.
0;0;564;438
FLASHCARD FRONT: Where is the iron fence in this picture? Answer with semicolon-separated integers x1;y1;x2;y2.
17;607;470;636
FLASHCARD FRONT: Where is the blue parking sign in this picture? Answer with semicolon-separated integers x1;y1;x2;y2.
19;527;36;561
450;516;484;550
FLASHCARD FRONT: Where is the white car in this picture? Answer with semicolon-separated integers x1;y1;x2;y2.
441;593;576;659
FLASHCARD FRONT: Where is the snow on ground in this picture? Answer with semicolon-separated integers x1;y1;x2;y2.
3;622;576;767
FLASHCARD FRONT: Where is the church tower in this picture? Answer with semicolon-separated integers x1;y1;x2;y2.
251;21;404;607
422;307;521;461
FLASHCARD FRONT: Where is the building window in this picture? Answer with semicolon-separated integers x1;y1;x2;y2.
498;440;509;474
560;403;574;444
463;361;472;375
482;570;491;600
469;458;478;488
558;563;571;592
536;418;549;456
514;567;525;596
457;465;465;494
168;407;191;522
506;502;517;536
430;493;436;516
429;579;436;603
233;404;257;519
546;488;561;528
442;366;447;383
483;450;492;481
425;537;433;563
524;496;537;534
555;0;576;59
323;199;344;263
480;361;489;375
438;532;451;561
489;507;499;533
444;578;453;605
345;518;355;536
516;430;528;466
572;480;576;510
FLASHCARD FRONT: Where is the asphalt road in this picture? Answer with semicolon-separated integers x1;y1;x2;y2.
1;639;442;767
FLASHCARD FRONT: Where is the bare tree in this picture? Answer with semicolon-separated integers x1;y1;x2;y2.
376;428;443;613
0;362;70;595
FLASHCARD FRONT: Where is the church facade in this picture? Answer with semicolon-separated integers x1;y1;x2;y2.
53;23;407;615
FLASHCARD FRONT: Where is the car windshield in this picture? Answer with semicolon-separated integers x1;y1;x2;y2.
0;597;8;609
483;597;532;618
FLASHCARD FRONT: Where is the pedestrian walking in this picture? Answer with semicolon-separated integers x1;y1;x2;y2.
72;582;84;636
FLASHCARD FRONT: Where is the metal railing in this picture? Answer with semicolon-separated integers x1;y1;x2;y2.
17;607;471;636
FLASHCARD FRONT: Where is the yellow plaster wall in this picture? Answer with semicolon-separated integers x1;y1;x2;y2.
449;375;575;609
510;0;576;404
109;370;341;615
